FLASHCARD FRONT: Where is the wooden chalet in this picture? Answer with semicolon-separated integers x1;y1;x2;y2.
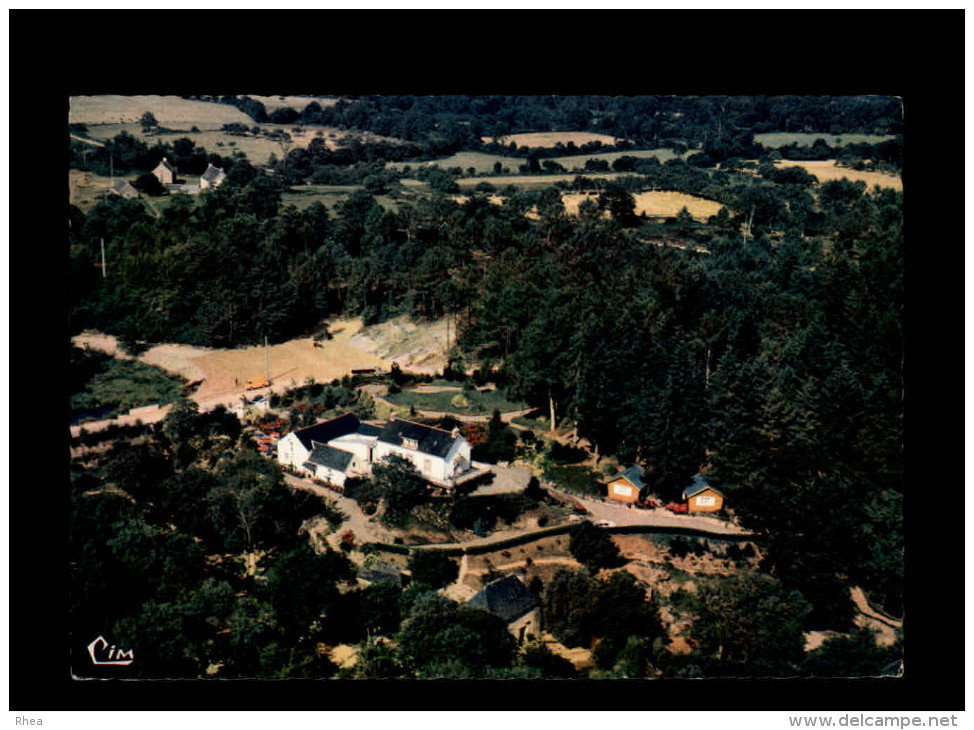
682;473;725;514
604;464;646;504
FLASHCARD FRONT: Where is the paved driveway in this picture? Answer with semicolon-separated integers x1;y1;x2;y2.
550;487;752;536
467;463;533;496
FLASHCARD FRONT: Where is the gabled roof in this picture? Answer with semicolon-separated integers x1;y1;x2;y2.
154;158;176;172
292;413;361;452
466;574;538;623
110;180;137;195
358;561;402;586
201;164;224;182
306;443;355;472
683;472;724;499
377;417;459;458
608;464;646;490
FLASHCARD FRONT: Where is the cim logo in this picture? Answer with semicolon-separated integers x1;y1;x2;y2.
87;635;134;666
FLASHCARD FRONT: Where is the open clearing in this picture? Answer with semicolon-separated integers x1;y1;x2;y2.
244;95;340;112
562;190;724;220
78;123;391;169
71;317;403;410
774;159;902;191
483;132;624;148
69;95;251;126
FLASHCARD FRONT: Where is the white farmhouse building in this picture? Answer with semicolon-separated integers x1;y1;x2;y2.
277;412;485;490
372;416;475;488
277;413;373;487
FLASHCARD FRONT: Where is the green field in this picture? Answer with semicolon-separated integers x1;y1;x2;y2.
384;385;526;416
70;347;187;424
454;172;636;191
280;184;403;213
755;132;897;148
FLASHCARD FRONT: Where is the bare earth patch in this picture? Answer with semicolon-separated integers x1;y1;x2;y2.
72;317;391;410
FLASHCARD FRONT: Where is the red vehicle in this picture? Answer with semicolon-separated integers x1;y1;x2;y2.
666;503;688;514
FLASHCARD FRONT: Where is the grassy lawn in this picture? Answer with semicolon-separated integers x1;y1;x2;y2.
384;385;526;415
70;347;187;424
541;463;602;498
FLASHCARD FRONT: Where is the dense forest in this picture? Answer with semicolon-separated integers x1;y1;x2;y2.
198;94;903;155
68;94;904;678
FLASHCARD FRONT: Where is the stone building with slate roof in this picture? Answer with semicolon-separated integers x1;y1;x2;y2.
109;179;139;199
466;574;539;636
200;163;226;190
152;157;177;185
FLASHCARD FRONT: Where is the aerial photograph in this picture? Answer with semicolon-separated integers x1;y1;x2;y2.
66;92;904;683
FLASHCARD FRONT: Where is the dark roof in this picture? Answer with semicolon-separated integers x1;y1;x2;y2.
307;443;354;472
378;418;458;458
356;423;383;438
358;562;402;586
293;413;361;452
609;465;646;489
466;575;538;623
155;158;175;172
201;164;224;182
684;473;724;498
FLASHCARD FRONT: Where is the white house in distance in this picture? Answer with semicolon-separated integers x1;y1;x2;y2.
277;412;486;489
200;163;226;190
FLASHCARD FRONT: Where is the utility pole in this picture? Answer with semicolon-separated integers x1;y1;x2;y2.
100;238;107;278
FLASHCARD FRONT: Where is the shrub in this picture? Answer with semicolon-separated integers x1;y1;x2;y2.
568;522;624;572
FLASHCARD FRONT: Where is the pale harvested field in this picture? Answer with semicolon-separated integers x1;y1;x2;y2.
72;317;394;410
483;132;623;148
774;160;901;191
80;124;377;168
562;190;724;220
69;95;251;126
244;95;340;112
450;194;506;207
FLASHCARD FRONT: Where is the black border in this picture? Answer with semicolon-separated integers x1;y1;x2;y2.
11;7;962;715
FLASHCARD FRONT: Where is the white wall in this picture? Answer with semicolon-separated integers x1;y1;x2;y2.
277;433;310;472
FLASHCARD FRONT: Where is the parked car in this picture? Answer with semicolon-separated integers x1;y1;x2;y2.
594;520;616;528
